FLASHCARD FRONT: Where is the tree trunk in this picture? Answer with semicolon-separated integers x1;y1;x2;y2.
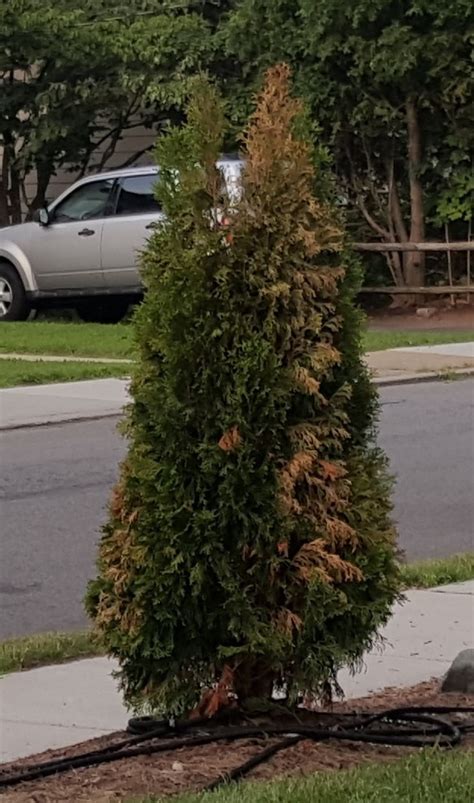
0;179;9;227
404;98;425;288
388;173;409;245
9;164;22;224
2;134;23;225
0;147;11;226
25;161;52;220
386;158;407;287
233;659;275;705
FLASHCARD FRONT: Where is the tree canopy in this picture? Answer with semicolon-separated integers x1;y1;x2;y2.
2;0;471;288
87;68;399;714
0;1;213;224
224;0;474;286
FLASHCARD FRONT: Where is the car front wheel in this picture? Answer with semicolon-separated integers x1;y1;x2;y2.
0;263;30;321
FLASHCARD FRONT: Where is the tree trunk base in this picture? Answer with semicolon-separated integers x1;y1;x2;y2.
234;660;275;706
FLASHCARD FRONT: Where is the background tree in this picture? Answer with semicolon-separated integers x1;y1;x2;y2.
3;1;471;291
87;66;399;715
0;0;213;225
224;0;474;288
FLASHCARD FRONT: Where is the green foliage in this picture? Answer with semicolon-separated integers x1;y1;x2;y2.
86;67;400;716
2;0;471;289
433;169;473;226
224;1;474;286
0;1;213;224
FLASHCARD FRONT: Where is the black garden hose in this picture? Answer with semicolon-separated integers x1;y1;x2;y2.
0;705;472;792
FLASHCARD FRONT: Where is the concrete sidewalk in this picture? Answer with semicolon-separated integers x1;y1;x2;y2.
0;343;473;430
1;581;473;763
0;378;130;429
365;341;474;384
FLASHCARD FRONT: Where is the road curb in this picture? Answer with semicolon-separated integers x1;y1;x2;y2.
373;367;474;387
0;411;123;432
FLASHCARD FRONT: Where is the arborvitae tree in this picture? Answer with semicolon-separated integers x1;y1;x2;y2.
86;65;400;716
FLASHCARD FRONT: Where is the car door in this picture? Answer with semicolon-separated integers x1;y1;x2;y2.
30;178;114;291
100;173;164;289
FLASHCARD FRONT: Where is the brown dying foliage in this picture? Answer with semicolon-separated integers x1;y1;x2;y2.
218;425;242;452
94;475;145;638
240;65;362;598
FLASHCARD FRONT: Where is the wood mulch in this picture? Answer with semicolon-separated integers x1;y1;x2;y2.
367;303;474;331
1;679;473;802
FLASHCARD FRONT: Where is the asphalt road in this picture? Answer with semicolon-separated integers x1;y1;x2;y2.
1;379;473;639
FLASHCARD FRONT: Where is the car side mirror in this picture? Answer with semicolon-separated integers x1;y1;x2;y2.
38;208;50;227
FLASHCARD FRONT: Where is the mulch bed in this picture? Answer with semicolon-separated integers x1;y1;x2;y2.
1;679;473;802
367;303;474;330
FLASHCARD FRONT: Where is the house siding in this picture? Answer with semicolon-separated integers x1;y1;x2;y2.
0;125;157;219
24;126;157;207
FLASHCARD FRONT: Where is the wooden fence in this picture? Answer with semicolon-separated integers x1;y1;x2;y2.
353;241;473;295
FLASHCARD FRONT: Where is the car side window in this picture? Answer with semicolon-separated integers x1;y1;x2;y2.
51;179;114;223
115;175;161;216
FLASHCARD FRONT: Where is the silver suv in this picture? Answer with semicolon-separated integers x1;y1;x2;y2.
0;159;243;322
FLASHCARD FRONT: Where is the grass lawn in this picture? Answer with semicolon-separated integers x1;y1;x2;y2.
1;322;472;361
363;329;473;352
0;358;130;387
143;751;474;803
0;631;102;674
399;553;474;589
0;321;135;359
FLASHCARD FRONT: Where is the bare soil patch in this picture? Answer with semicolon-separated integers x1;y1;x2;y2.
368;303;474;331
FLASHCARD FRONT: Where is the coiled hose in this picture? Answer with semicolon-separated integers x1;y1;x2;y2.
0;705;473;792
